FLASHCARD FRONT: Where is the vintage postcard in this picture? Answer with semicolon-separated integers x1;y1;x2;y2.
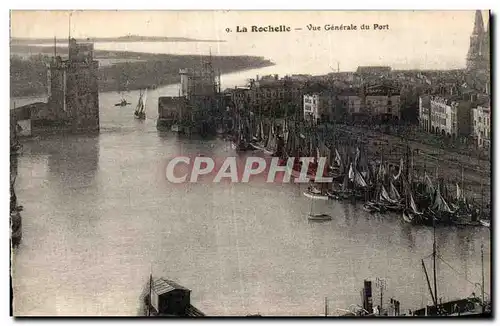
10;10;491;317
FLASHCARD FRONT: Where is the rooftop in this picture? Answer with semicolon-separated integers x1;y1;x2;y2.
152;277;191;296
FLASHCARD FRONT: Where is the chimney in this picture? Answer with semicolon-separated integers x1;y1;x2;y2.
256;75;259;81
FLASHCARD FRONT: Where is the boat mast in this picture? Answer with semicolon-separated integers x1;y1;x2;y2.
432;214;438;313
148;271;152;316
481;243;485;312
461;166;464;195
68;11;72;45
324;297;328;316
421;259;437;306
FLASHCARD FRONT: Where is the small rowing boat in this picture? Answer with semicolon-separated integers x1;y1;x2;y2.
308;213;332;221
303;191;329;200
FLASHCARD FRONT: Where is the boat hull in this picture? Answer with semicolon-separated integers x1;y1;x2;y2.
232;142;252;151
479;219;491;228
308;213;332;221
303;191;329;200
249;142;266;151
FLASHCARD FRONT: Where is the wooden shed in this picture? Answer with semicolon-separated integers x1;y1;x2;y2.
150;277;192;316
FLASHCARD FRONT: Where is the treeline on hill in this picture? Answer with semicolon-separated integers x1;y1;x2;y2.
10;54;50;97
10;53;274;97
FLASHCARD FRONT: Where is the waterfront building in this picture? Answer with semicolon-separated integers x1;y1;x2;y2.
246;75;305;118
471;103;491;149
418;95;431;132
303;94;322;123
418;94;473;139
363;84;401;120
331;88;361;120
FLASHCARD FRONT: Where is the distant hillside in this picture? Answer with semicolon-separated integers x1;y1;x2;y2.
10;46;274;97
10;35;225;45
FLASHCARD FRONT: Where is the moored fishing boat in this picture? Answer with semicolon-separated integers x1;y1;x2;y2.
401;177;425;224
263;123;278;155
479;219;490;228
249;121;267;151
303;191;329;201
363;202;382;213
308;213;332;221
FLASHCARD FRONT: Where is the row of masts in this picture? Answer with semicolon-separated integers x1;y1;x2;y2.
232;109;488;224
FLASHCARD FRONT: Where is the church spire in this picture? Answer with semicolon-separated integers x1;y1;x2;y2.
473;10;485;35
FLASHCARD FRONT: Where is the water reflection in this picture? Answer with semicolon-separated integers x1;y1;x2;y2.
46;135;100;186
401;223;416;252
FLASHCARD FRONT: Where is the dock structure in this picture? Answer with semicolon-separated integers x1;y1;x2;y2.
10;38;100;136
146;277;205;317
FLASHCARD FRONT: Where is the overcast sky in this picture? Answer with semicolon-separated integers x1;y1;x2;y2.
9;10;489;70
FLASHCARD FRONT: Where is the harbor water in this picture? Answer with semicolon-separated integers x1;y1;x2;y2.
11;84;491;316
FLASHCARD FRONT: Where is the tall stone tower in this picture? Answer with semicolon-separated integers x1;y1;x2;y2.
47;38;100;132
483;15;490;70
466;10;489;71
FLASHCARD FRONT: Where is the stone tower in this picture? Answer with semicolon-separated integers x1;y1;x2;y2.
483;15;490;70
47;38;100;132
466;10;489;71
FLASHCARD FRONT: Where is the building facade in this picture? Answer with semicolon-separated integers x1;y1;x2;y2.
471;104;491;148
303;94;323;123
246;75;305;119
419;94;472;138
419;95;431;131
363;84;401;119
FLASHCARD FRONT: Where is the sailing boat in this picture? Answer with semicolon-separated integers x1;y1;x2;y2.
414;219;489;316
232;115;251;151
263;123;277;155
250;120;267;151
134;89;147;120
402;177;424;224
427;184;456;226
328;147;345;181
